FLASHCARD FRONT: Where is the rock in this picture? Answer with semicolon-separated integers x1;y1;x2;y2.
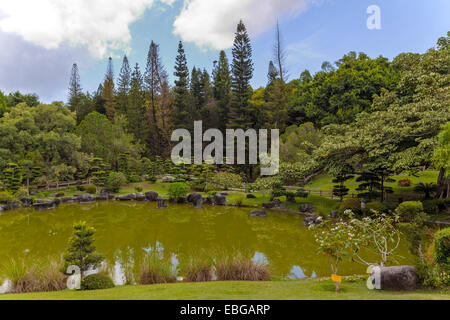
330;210;339;219
379;266;418;291
116;194;134;201
187;193;203;203
20;198;34;207
262;202;275;209
161;175;176;183
145;191;159;201
219;192;229;196
135;193;146;201
61;197;76;203
246;194;256;199
303;215;323;227
250;210;267;217
1;202;20;210
157;197;168;209
203;197;213;205
193;197;203;209
52;198;61;206
33;199;59;210
272;199;282;207
78;194;95;203
299;203;315;214
213;194;227;206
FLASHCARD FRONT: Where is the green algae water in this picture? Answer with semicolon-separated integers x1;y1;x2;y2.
0;202;413;283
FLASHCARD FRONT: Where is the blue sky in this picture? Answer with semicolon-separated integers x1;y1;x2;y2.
0;0;449;103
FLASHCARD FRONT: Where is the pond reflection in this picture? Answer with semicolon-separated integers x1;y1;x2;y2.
0;202;413;282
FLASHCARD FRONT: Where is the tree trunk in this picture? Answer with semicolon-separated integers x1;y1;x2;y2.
437;168;447;199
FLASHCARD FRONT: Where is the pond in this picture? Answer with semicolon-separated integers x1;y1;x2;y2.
0;202;413;284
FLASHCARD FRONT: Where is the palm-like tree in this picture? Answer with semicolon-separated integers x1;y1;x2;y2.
413;182;438;200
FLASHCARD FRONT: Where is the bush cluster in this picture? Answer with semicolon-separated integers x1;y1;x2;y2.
81;273;115;290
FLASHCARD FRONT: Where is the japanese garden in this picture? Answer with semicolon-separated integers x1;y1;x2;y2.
0;18;449;300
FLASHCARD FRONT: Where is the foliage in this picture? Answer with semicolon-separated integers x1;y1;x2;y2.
338;199;361;216
167;182;189;199
80;273;115;290
396;201;424;221
105;172;127;193
207;171;243;190
84;185;97;195
413;182;438;200
434;228;450;271
63;221;104;278
139;255;176;285
0;190;16;203
432;122;450;171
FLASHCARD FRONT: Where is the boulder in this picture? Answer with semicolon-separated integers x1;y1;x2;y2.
135;193;147;201
61;197;76;203
145;191;159;201
213;194;227;206
272;199;282;207
187;193;203;203
203;197;213;205
20;198;34;207
303;215;323;227
157;197;168;209
330;210;339;219
219;192;229;196
116;194;134;201
33;200;59;210
379;266;418;291
246;194;256;199
250;210;267;217
262;202;275;209
299;203;315;214
193;197;203;209
1;202;20;210
78;194;95;203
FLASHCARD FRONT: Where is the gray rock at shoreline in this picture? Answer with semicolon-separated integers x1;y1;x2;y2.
378;266;418;291
145;192;159;201
303;215;323;227
213;194;227;206
250;210;267;217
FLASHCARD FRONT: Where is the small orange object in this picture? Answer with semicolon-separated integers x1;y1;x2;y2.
331;274;342;283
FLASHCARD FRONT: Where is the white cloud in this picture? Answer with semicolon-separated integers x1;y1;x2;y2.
173;0;310;50
0;0;174;58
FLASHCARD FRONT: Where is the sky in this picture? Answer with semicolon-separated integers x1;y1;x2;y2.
0;0;449;103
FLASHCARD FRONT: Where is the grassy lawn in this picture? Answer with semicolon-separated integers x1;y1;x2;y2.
1;279;448;300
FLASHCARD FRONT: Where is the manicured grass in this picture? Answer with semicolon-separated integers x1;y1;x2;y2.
1;279;448;300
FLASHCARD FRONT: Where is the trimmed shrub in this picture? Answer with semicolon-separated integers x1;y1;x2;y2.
80;273;115;290
397;179;412;187
105;172;127;193
134;186;143;193
167;182;189;200
338;199;361;215
207;172;243;190
434;228;450;271
84;185;97;195
396;201;424;221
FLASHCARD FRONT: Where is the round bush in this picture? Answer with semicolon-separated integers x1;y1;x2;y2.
338;199;361;215
84;185;97;195
396;201;424;221
434;227;450;271
81;273;115;290
105;172;127;193
167;182;189;199
422;200;440;215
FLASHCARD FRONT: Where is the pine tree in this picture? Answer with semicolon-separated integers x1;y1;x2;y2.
68;63;82;115
213;51;231;132
229;20;254;129
172;41;192;130
102;57;115;121
332;168;354;201
117;55;131;115
93;84;106;115
64;221;104;278
190;67;202;113
267;61;279;84
127;63;147;144
144;41;167;154
273;20;287;82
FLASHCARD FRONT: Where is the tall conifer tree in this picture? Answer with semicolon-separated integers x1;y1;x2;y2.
172;41;192;130
68;63;82;114
117;55;131;115
102;57;116;121
213;51;231;132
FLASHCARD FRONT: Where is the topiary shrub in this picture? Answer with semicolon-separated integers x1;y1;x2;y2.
0;190;16;203
80;273;115;290
338;199;361;215
167;182;189;200
134;186;143;193
434;228;450;271
397;179;412;187
105;172;127;193
84;185;97;195
396;201;424;221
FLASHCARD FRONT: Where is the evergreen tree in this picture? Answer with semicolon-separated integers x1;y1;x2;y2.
332;168;354;201
64;221;104;278
117;55;131;115
76;92;95;124
127;63;148;144
267;61;279;84
68;63;82;115
229;20;254;129
102;57;115;121
2;163;21;193
190;67;202;114
213;51;231;132
172;41;192;130
93;84;106;115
